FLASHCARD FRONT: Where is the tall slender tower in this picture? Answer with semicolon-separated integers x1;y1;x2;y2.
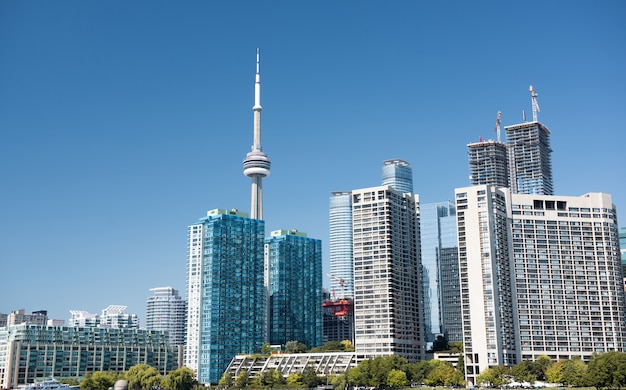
352;185;424;361
243;49;271;220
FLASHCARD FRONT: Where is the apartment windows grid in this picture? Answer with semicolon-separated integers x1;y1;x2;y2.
184;209;265;385
455;186;517;387
510;194;625;361
352;186;424;361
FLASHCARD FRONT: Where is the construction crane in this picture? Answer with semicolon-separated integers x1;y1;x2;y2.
495;111;502;142
530;85;540;122
326;273;349;301
324;274;353;318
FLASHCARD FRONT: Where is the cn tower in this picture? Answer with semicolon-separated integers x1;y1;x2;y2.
243;48;271;220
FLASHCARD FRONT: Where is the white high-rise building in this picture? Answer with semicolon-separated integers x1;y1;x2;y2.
146;287;187;346
455;185;517;386
351;185;424;361
456;185;626;385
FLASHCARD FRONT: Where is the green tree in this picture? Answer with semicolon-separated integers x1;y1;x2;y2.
261;343;272;354
161;367;197;390
125;364;162;390
81;372;119;390
425;360;455;386
218;372;233;389
406;360;432;385
286;372;303;388
346;366;368;388
561;357;587;387
512;361;537;384
448;342;464;353
255;369;277;387
285;340;307;353
340;340;355;352
346;355;409;388
327;374;346;390
301;365;320;388
431;335;449;352
234;370;249;388
387;369;408;388
531;355;553;381
545;361;563;384
309;341;344;353
80;372;94;390
456;354;465;376
585;351;626;389
476;366;510;388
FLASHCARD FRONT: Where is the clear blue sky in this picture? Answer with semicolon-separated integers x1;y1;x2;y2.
1;1;625;324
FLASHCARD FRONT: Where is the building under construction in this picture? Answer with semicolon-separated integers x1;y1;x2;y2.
322;299;354;343
468;138;509;188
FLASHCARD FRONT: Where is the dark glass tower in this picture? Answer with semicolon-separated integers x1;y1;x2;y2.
266;229;323;349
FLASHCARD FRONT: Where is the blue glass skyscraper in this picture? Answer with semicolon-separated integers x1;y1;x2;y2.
185;209;266;384
381;159;413;194
329;192;353;298
420;201;461;345
266;229;323;349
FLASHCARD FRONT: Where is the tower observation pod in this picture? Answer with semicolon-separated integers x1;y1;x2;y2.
243;48;271;220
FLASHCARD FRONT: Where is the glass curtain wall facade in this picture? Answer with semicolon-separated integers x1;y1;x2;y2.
420;201;461;345
185;209;265;385
505;122;553;195
146;287;187;346
352;186;424;361
265;229;323;349
329;192;353;299
381;159;413;194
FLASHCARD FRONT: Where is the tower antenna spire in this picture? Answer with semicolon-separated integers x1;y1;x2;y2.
530;85;540;122
243;48;271;220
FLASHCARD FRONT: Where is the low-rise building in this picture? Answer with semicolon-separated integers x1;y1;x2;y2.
0;324;178;388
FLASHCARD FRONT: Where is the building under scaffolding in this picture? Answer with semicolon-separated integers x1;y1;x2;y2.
322;299;354;343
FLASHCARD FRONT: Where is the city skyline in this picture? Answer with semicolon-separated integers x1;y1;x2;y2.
2;1;625;322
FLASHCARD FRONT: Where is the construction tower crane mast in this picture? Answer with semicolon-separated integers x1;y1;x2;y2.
530;85;540;122
495;111;502;142
326;273;349;300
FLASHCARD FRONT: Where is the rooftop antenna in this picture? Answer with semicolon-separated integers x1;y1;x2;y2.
530;85;540;122
495;111;502;142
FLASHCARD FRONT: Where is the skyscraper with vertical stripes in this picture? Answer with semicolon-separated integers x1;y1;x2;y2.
265;229;323;349
351;185;424;361
185;209;266;384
